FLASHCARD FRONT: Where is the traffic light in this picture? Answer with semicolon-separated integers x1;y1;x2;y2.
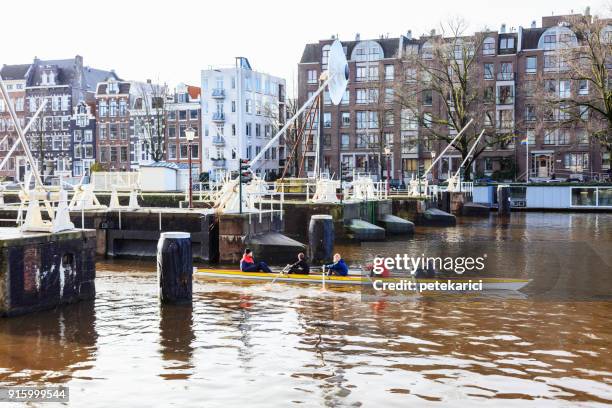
240;159;252;183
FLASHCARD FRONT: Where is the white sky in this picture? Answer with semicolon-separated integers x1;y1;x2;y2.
2;0;608;96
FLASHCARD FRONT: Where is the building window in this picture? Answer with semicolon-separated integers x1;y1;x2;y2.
99;101;107;117
179;110;187;121
84;130;93;142
341;112;350;127
384;110;394;126
120;146;128;162
497;85;514;104
525;105;536;121
341;134;349;149
168;144;177;159
543;34;556;50
564;152;589;172
190;110;198;120
423;90;433;106
499;37;515;49
109;100;117;117
578;80;588;95
526;56;537;74
356;89;367;104
180;144;188;158
120;126;127;140
482;37;496;55
246;122;252;136
110;146;118;162
323;112;331;128
307;70;317;84
191;144;199;159
484;63;494;80
246;99;252;114
100;125;107;140
384;65;394;80
559;80;571;98
255;123;261;137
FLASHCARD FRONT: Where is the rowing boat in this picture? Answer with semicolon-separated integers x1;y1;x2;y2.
195;268;531;291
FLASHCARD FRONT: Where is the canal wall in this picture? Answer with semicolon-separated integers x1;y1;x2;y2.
0;229;96;317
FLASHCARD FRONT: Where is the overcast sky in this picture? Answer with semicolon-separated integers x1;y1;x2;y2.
2;0;608;96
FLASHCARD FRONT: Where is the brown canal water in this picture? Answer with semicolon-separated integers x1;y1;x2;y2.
0;212;611;407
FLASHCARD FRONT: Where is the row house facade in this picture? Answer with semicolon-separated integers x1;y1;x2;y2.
0;57;117;181
95;77;131;171
201;58;287;181
71;101;97;176
164;83;202;170
0;64;28;180
298;13;610;183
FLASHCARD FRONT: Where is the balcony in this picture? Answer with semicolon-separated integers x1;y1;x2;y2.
212;136;225;146
212;88;225;98
211;158;226;168
496;72;515;81
212;112;225;122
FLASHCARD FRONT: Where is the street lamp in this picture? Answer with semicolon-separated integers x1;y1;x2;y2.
384;147;391;195
185;127;196;209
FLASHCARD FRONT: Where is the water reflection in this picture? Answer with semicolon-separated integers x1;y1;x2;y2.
0;301;97;385
159;304;195;380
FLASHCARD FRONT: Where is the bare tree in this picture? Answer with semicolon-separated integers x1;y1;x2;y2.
554;14;612;153
135;82;168;162
363;77;392;181
396;19;513;181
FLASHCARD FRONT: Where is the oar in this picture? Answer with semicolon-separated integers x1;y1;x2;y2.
271;264;291;284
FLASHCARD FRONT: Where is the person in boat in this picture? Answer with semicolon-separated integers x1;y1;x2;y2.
240;248;272;273
365;254;390;278
323;253;349;276
288;252;310;275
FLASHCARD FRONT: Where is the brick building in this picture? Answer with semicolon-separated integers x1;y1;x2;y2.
0;64;29;180
94;77;131;171
298;13;611;183
164;83;202;170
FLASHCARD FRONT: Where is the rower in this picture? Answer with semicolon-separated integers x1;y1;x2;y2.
323;253;348;276
240;248;272;273
365;254;390;278
288;252;310;275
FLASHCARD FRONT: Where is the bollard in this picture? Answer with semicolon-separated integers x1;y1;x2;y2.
308;215;334;264
438;191;451;213
157;232;193;304
497;185;511;216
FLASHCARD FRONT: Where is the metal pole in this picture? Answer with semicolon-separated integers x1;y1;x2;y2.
386;153;390;196
526;136;529;183
249;78;331;169
188;141;193;208
235;57;243;214
315;77;324;178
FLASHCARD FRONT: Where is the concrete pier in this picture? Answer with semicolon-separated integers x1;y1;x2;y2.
347;219;385;240
0;228;96;317
379;214;415;234
417;208;457;226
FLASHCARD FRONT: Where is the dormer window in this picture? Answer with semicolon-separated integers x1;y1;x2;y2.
108;81;119;93
483;37;496;55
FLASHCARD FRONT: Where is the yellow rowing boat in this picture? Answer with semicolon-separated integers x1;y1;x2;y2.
195;268;531;291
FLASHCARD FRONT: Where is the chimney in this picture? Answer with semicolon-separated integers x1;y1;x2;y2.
407;29;412;40
531;20;536;28
430;28;436;36
355;33;360;41
585;6;591;16
331;34;336;40
500;23;506;33
147;79;152;84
